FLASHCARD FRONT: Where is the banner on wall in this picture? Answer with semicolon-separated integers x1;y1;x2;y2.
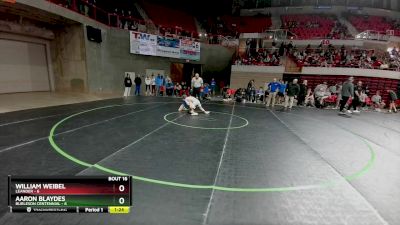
130;31;157;56
180;39;200;61
156;36;181;58
130;31;200;61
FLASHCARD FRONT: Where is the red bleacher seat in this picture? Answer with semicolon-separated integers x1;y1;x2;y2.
141;2;197;34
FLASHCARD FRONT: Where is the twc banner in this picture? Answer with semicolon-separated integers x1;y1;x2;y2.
129;31;157;56
180;40;200;61
156;36;181;58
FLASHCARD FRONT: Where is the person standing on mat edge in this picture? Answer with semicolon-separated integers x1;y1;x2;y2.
210;78;216;97
284;79;300;110
297;80;307;106
145;75;151;96
349;81;363;114
339;77;354;115
155;74;162;96
265;78;280;107
134;74;142;96
191;73;203;99
387;89;398;113
278;80;287;104
151;74;156;96
178;95;210;116
123;73;132;98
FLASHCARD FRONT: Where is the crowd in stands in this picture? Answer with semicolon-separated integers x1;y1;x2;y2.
223;78;398;113
290;43;400;71
234;49;281;66
234;40;286;66
281;14;351;39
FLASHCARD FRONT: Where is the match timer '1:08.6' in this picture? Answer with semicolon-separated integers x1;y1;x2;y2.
8;176;132;214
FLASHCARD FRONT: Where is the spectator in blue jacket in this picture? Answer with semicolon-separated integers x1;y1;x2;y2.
266;78;281;107
155;74;163;96
278;80;287;104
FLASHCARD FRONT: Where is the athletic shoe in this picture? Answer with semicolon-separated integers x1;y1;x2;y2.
353;110;360;113
190;112;199;116
204;111;210;115
347;110;353;114
339;111;346;115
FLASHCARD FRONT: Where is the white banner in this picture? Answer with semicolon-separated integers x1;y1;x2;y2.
130;31;157;56
180;39;200;61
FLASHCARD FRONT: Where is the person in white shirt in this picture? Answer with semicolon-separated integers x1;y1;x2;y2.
178;95;210;116
191;73;203;98
145;75;151;96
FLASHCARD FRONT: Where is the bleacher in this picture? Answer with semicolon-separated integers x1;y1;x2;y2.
281;14;336;39
348;15;392;33
348;15;400;36
140;1;198;36
221;15;272;33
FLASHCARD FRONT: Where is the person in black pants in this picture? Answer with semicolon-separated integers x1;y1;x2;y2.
339;77;354;115
350;81;363;113
123;73;132;97
297;80;307;106
191;73;203;99
247;79;256;102
134;75;142;96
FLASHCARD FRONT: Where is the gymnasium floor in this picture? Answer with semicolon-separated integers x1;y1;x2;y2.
0;96;399;225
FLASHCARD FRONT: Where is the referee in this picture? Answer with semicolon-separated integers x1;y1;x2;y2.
191;73;203;99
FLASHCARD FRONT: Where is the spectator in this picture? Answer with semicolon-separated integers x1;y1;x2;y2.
247;79;256;102
203;84;211;100
335;82;342;109
123;73;132;97
284;79;300;110
155;74;162;96
174;83;182;97
350;81;364;113
134;75;142;96
339;77;354;115
166;79;174;96
151;74;156;96
210;78;216;96
145;75;151;96
314;82;330;108
387;89;398;113
298;80;308;106
371;91;385;111
181;81;189;96
278;80;287;104
265;78;280;107
359;90;368;108
304;88;315;107
256;87;264;102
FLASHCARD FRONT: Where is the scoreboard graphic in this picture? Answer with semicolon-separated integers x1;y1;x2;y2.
8;176;132;213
